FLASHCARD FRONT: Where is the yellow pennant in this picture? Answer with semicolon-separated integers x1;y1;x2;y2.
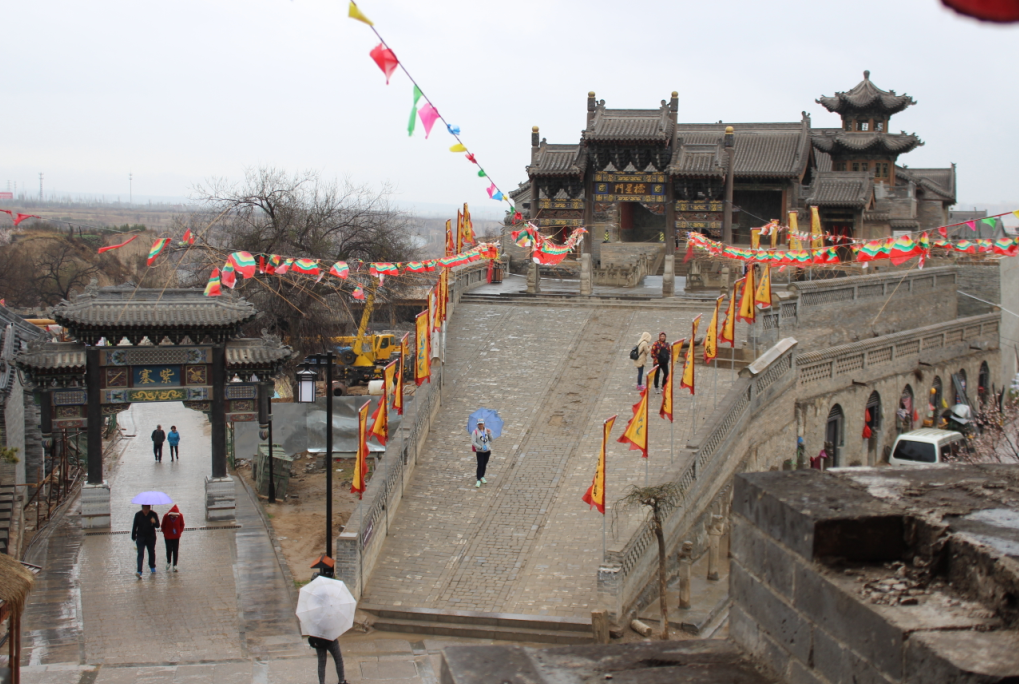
680;315;701;394
582;415;615;513
617;387;650;458
394;333;408;415
737;267;756;324
755;264;773;308
720;278;742;346
351;400;370;498
415;311;430;386
788;211;802;251
810;206;824;250
348;1;374;26
449;143;467;153
704;295;722;363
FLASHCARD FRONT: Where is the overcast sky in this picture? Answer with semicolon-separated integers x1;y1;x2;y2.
3;0;1017;218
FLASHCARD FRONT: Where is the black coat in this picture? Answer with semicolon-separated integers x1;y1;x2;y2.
132;510;160;543
151;429;166;444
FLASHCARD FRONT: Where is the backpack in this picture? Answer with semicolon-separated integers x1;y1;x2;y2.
629;346;640;361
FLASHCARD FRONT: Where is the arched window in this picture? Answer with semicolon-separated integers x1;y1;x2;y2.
979;362;990;404
931;376;943;426
865;391;882;466
826;404;845;466
954;369;968;406
897;385;914;433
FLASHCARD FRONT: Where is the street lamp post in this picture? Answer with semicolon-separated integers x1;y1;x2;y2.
296;352;335;575
258;380;275;503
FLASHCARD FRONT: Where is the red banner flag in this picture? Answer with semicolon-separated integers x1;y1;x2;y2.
351;401;370;499
582;415;616;514
13;213;40;227
98;234;138;254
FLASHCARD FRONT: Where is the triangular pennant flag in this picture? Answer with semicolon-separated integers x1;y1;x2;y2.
147;238;171;266
492;191;504;201
1013;210;1019;221
486;183;498;199
204;268;222;297
466;153;477;163
967;220;977;231
221;261;237;289
418;103;440;138
230;251;256;279
982;217;998;229
329;262;349;279
407;85;423;136
98;234;138;254
369;43;399;84
477;169;487;177
449;143;467;153
348;1;373;25
181;228;195;246
13;213;40;227
447;124;460;135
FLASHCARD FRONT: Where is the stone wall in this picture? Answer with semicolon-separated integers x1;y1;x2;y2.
754;267;959;351
955;260;1000;318
3;375;26;485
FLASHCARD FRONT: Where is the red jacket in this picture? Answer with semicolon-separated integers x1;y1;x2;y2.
161;505;185;539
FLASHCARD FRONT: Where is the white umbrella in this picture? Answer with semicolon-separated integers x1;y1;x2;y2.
296;576;357;640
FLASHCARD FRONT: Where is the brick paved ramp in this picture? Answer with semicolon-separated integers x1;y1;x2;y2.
361;302;733;619
21;402;306;669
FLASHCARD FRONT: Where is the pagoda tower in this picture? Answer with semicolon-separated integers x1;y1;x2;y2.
813;71;922;185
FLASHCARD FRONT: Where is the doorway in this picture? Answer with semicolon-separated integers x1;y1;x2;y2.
825;404;844;467
619;202;665;242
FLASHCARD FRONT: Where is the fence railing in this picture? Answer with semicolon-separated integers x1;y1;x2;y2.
335;260;490;598
601;338;798;611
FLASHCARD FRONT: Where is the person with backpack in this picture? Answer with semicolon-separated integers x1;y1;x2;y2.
630;332;652;391
650;332;670;394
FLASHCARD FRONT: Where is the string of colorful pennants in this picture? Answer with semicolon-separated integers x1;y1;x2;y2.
510;224;588;265
348;1;519;211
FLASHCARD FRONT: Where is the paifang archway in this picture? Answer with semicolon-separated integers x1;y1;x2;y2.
15;285;292;527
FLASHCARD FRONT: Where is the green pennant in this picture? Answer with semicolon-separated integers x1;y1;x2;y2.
981;217;998;228
477;169;486;177
408;85;423;137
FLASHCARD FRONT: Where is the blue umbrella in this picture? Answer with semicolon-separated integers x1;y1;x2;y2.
467;408;503;439
131;491;173;506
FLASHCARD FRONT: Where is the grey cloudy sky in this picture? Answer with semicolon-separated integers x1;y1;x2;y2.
3;0;1017;218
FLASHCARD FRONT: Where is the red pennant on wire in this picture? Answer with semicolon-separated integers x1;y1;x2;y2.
369;43;399;84
97;234;139;254
13;213;40;227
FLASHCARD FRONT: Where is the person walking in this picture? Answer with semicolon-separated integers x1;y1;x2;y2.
131;504;160;578
161;505;184;572
309;636;348;684
632;331;652;391
650;332;670;394
167;426;180;461
471;418;494;488
151;425;166;462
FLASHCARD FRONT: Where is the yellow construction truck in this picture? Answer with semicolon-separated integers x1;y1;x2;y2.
331;288;402;385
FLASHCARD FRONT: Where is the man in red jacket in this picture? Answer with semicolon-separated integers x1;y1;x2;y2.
160;505;185;572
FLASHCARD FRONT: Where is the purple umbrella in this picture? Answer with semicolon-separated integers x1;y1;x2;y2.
131;491;173;505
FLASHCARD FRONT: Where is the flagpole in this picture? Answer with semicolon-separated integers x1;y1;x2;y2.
670;415;674;466
713;358;718;410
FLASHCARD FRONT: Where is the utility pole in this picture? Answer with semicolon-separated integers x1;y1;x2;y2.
722;126;735;244
38;173;44;202
129;173;133;204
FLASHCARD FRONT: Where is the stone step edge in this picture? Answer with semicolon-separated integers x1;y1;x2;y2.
359;604;592;633
366;616;593;645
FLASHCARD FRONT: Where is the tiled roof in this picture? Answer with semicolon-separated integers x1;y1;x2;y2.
668;123;810;178
804;172;873;208
52;286;257;344
812;131;923;156
816;71;915;115
890;219;921;230
896;167;956;202
527;144;586;177
15;343;87;372
0;308;48;399
225;338;294;368
586;107;673;143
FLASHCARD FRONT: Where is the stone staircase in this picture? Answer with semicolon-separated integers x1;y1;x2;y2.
360;605;594;645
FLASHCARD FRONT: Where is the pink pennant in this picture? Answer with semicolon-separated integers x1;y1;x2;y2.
486;182;497;199
967;220;976;231
369;43;399;84
418;103;440;138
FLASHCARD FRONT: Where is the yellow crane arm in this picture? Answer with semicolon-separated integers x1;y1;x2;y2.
352;284;376;358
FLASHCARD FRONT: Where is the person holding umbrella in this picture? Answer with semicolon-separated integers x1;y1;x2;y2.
468;408;502;489
296;576;356;684
131;504;160;578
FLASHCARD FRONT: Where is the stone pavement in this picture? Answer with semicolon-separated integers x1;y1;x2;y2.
361;301;736;618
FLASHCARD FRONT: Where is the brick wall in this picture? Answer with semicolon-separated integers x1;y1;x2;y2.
955;261;1000;318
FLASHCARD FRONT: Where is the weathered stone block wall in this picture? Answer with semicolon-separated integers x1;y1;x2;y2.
955;261;1000;318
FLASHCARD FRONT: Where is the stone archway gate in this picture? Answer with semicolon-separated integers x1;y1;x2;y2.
15;285;292;527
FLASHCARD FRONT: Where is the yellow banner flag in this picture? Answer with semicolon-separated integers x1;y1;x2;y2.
456;210;464;254
348;1;374;26
770;219;778;248
720;278;742;346
351;400;370;498
755;264;773;309
751;228;761;250
617;387;650;458
369;385;389;446
463;202;475;244
737;266;757;324
427;286;435;334
659;340;683;421
445;219;455;257
415;311;430;386
704;295;723;363
810;206;824;250
680;315;701;395
394;334;408;415
788;211;802;251
582;415;615;514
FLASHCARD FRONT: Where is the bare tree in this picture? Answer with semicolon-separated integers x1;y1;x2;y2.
614;483;682;640
961;394;1019;463
181;167;418;364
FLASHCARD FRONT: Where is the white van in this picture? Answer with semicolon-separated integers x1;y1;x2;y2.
888;428;968;466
